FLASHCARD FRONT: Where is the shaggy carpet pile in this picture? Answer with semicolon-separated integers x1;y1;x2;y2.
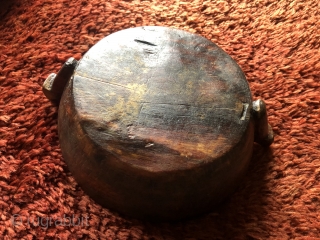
0;0;319;239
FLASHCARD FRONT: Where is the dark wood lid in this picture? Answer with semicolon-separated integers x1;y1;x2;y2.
72;26;252;172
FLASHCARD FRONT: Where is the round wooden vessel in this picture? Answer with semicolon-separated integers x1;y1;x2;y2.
43;26;273;221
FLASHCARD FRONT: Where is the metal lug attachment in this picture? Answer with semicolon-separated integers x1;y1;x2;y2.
43;57;78;103
252;99;274;146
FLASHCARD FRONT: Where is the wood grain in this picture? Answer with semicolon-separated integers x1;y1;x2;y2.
58;26;255;220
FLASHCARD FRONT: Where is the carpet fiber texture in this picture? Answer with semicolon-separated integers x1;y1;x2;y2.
0;0;319;239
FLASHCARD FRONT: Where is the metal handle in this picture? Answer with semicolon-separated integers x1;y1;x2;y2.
42;57;78;103
252;99;274;146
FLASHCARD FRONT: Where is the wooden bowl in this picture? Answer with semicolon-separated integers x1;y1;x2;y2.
43;26;273;221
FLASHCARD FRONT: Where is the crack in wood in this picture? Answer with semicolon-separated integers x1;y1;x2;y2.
134;39;157;46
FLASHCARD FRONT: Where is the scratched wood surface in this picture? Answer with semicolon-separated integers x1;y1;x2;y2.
58;26;255;220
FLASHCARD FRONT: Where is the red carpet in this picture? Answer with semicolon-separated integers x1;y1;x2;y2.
0;0;319;239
